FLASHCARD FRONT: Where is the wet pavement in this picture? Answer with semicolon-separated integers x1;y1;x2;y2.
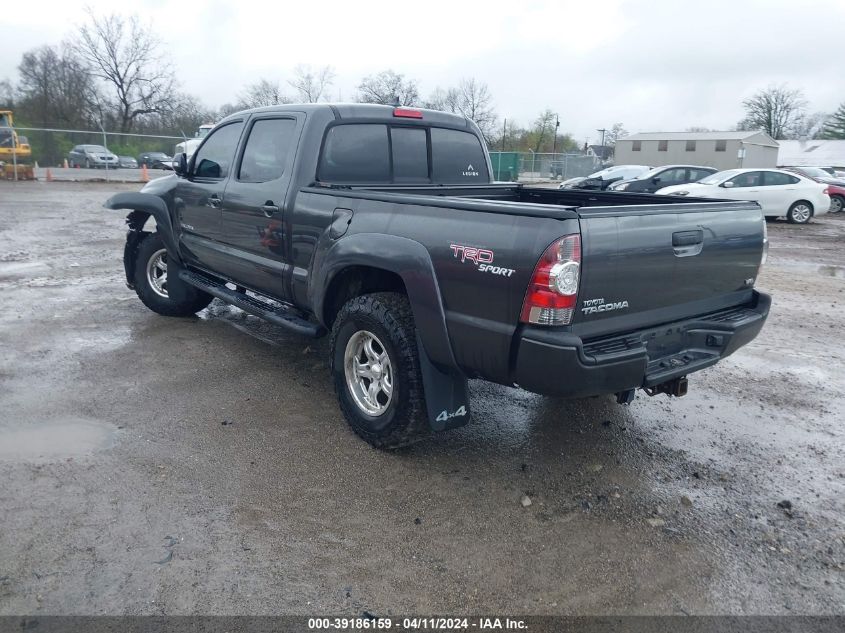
0;181;843;615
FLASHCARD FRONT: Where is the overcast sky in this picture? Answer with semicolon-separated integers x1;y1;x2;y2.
3;0;844;144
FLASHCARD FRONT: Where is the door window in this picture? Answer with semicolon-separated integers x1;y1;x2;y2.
193;122;244;179
238;118;297;183
689;168;714;181
762;171;799;186
656;168;687;185
727;172;762;188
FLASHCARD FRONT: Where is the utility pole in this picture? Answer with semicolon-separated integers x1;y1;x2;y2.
552;114;560;155
596;127;607;148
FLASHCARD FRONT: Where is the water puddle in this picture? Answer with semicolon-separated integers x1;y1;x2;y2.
0;417;118;462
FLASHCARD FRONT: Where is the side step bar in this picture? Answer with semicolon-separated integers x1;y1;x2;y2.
178;269;325;338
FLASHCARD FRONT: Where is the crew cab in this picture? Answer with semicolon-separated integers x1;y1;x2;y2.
105;104;770;449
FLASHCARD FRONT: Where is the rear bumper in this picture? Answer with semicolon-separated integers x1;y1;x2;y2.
513;291;771;398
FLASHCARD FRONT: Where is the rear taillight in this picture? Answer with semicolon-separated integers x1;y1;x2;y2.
520;234;581;326
760;218;768;268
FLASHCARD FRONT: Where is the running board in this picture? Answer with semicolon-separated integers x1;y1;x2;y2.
178;269;325;338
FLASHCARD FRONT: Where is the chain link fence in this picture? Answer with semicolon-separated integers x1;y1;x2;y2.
1;125;186;181
490;152;603;183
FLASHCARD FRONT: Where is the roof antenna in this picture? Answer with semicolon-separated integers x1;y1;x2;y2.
392;95;400;107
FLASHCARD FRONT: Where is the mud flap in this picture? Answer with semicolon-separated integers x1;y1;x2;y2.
416;334;470;432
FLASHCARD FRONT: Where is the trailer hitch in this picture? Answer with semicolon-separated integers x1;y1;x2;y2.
644;376;688;398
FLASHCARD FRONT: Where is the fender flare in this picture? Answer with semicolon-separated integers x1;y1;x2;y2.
104;192;182;287
314;233;456;370
314;233;469;432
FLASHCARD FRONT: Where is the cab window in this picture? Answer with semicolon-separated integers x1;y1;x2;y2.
238;118;297;183
193;122;244;179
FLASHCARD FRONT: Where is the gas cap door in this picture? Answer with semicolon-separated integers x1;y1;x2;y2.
330;207;353;239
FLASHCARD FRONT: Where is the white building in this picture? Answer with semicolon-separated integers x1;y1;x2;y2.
615;131;779;170
776;139;845;170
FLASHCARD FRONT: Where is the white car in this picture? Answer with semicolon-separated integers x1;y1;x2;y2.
559;164;651;190
657;168;831;224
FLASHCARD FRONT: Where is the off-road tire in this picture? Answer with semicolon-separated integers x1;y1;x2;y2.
132;232;213;317
330;292;430;449
786;200;813;224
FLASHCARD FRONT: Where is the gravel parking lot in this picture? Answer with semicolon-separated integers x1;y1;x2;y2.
0;181;843;616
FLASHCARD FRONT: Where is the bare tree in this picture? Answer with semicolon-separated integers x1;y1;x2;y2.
604;122;628;146
288;65;335;103
530;109;557;153
17;45;99;128
791;111;829;140
356;70;419;106
738;85;807;139
424;79;497;139
685;126;712;133
237;79;291;109
71;12;176;133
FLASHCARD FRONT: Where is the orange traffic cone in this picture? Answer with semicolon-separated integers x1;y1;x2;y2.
140;164;149;183
46;168;53;182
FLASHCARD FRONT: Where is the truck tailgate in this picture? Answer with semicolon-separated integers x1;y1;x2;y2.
573;201;765;338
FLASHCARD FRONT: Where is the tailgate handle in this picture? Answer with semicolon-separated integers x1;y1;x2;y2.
672;230;703;247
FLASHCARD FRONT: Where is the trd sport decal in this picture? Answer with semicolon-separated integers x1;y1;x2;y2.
450;243;515;277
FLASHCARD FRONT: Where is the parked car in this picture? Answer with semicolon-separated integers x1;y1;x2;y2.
609;165;717;193
105;104;769;449
781;166;845;213
68;145;119;169
118;156;138;169
559;165;652;190
138;152;173;169
824;182;845;213
657;168;830;224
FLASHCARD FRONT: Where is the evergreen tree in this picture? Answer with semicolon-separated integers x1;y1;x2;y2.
821;103;845;139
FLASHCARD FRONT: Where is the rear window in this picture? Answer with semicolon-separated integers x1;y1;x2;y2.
320;124;390;182
391;127;428;182
430;128;488;183
318;123;488;184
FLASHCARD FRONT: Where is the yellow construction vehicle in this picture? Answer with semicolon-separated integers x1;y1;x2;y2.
0;110;35;180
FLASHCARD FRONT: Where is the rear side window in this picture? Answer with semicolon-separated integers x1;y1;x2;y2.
238;118;297;183
430;128;488;183
391;127;428;182
193;122;244;179
763;171;799;186
320;124;390;182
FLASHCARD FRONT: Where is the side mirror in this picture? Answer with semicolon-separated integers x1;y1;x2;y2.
173;152;188;177
721;181;735;188
652;176;660;183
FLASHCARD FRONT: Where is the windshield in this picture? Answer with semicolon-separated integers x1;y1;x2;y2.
84;145;108;153
637;167;666;180
699;169;741;185
797;166;829;178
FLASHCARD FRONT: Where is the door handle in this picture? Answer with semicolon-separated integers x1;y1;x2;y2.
261;202;280;217
673;229;704;257
207;195;221;209
672;229;703;247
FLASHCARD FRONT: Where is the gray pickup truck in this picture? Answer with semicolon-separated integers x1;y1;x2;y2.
105;103;770;448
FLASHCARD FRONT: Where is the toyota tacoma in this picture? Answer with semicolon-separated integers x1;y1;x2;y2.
105;103;770;448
